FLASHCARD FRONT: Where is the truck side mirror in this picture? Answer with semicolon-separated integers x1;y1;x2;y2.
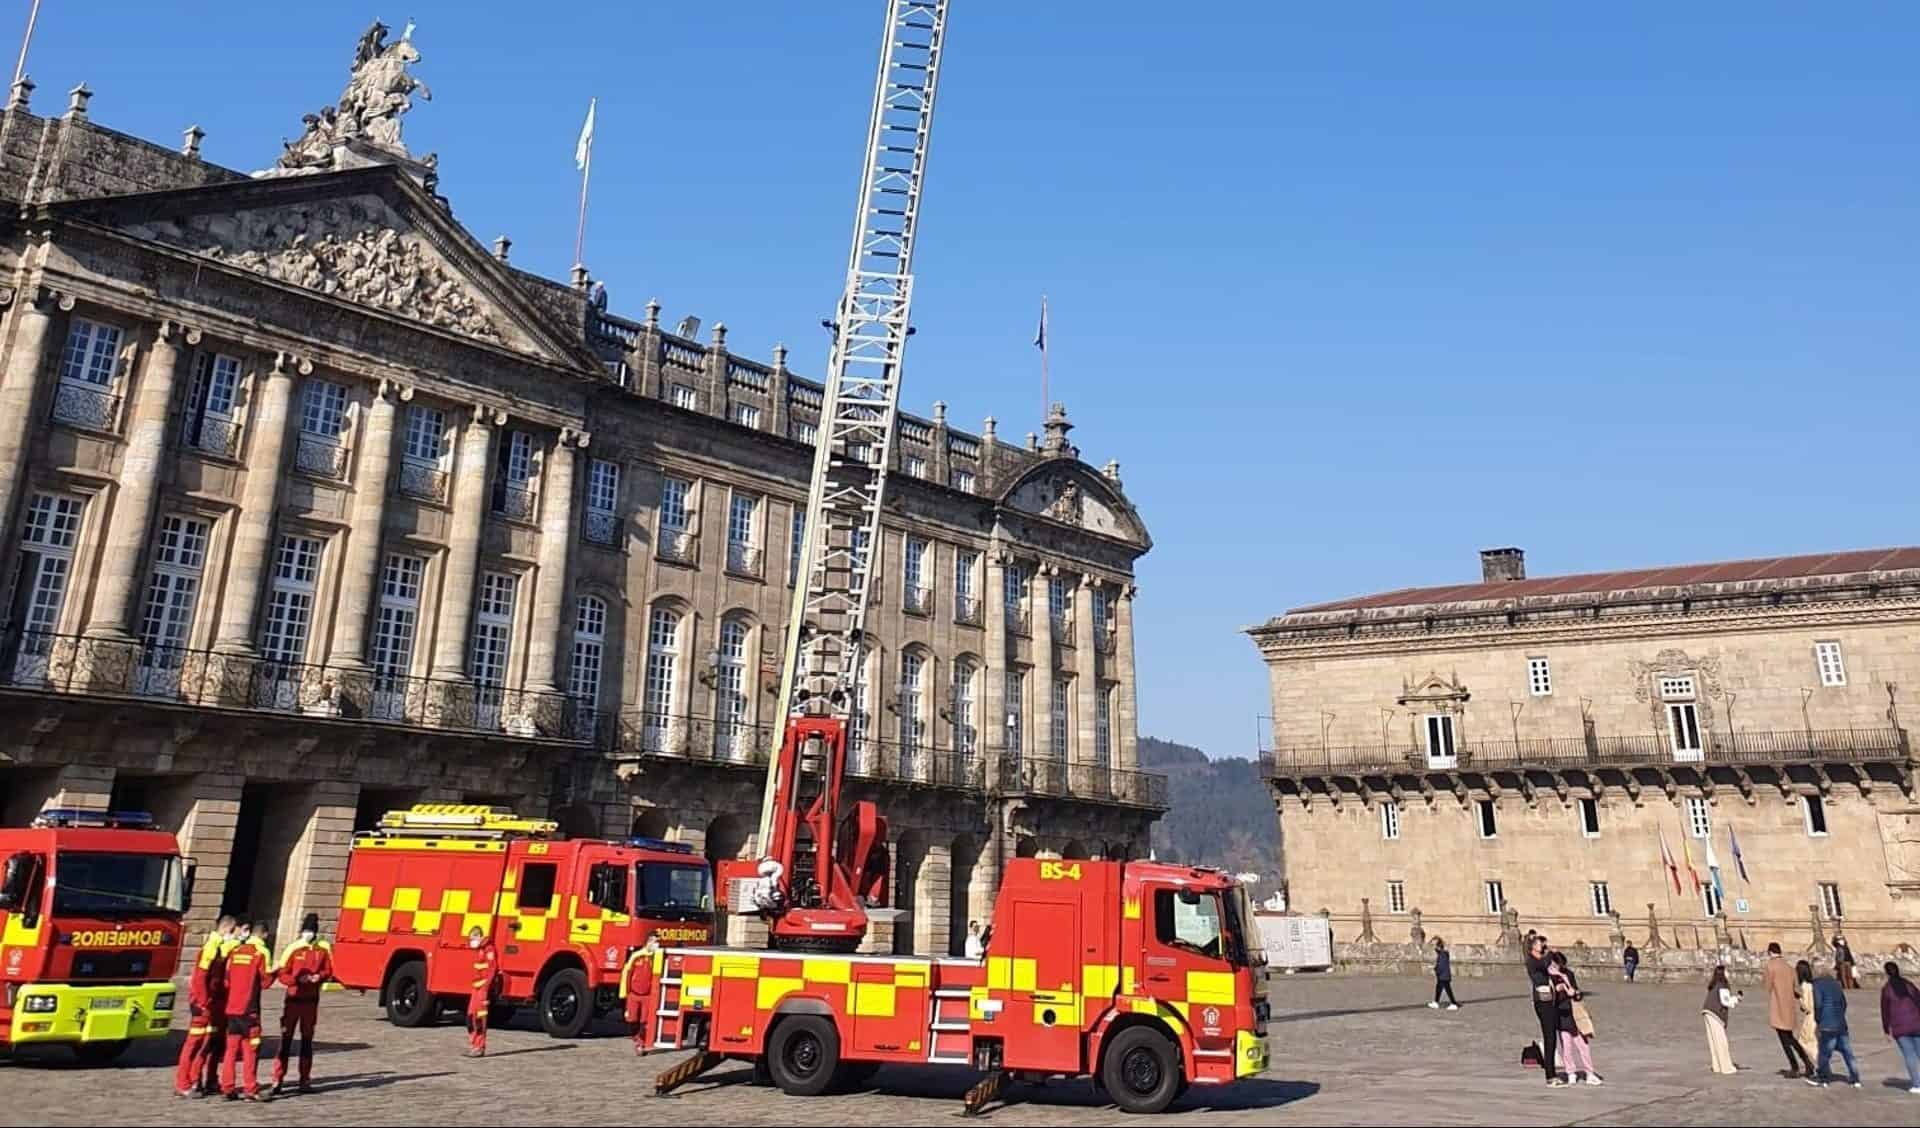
0;852;29;908
183;861;198;912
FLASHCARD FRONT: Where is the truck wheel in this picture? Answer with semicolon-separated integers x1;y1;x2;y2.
767;1014;840;1097
386;960;435;1028
539;968;591;1038
1102;1027;1181;1114
71;1039;129;1065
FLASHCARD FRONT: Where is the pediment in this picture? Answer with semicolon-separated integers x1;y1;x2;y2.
1002;463;1143;544
1398;672;1469;706
57;170;584;366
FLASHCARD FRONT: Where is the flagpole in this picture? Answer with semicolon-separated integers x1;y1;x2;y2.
12;0;42;87
1039;293;1049;421
573;97;595;269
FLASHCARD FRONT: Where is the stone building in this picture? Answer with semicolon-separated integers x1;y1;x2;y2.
1248;545;1920;958
0;29;1163;959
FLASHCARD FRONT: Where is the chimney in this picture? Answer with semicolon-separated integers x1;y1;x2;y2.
1480;547;1526;583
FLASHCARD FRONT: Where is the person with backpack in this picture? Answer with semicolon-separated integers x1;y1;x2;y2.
1428;938;1458;1010
1701;964;1741;1075
1880;961;1920;1093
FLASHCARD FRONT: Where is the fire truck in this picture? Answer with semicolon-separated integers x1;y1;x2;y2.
648;858;1268;1113
0;809;193;1062
330;805;714;1038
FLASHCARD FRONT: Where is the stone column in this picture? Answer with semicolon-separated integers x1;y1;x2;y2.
1032;563;1057;765
212;354;301;653
1074;574;1099;766
269;780;359;944
525;428;582;693
1115;581;1139;771
84;322;189;639
326;380;400;669
0;289;55;541
150;773;242;955
430;405;499;677
982;549;1010;782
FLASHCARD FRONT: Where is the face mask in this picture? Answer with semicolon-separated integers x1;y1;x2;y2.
300;930;316;942
470;936;482;948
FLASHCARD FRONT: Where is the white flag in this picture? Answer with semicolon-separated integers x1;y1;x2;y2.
575;98;596;171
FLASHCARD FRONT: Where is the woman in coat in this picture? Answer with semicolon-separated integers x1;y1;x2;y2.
1548;951;1601;1085
1702;964;1741;1075
1794;960;1819;1078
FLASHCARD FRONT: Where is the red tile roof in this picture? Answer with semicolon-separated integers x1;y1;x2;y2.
1287;547;1920;615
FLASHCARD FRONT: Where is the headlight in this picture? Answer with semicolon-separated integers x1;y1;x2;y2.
22;994;58;1013
155;992;175;1011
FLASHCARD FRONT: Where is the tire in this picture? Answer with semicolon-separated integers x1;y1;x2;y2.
70;1039;129;1065
830;1059;882;1092
1101;1026;1181;1114
539;968;591;1038
386;960;435;1028
766;1014;840;1097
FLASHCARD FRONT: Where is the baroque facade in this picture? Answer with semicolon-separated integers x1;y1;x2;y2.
0;34;1162;960
1248;546;1920;957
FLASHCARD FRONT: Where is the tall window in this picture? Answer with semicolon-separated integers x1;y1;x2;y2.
726;492;761;575
1424;714;1457;767
134;515;209;696
1048;575;1072;634
1661;676;1703;761
570;595;607;722
848;657;872;769
13;494;88;683
642;606;680;749
659;476;693;562
1817;882;1843;920
470;572;516;728
903;454;926;479
793;420;818;446
1528;656;1552;697
1476;798;1498;839
492;430;536;519
951;658;978;763
951;468;975;494
904;536;931;613
1381;803;1400;841
1589;881;1612;917
1006;669;1025;758
399;405;451;501
258;534;323;709
1092;586;1113;638
1803;795;1828;837
715;618;750;760
1386;880;1406;914
733;403;761;429
584;458;621;545
295;379;348;477
955;549;980;623
1094;686;1113;766
1050;676;1071;760
182;352;242;456
1685;796;1711;839
898;650;926;773
52;318;122;429
1578;797;1600;837
1004;562;1030;634
1814;641;1846;688
369;553;424;719
1484;880;1505;915
670;383;698;410
1702;884;1723;919
788;508;805;586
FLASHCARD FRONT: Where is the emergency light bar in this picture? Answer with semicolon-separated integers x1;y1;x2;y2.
628;837;695;855
377;805;557;838
32;809;155;829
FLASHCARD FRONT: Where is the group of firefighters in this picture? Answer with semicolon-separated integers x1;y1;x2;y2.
170;915;665;1100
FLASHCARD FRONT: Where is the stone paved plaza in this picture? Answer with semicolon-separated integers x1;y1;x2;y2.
3;972;1916;1126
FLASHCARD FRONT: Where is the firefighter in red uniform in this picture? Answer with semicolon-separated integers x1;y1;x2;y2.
219;920;272;1101
271;912;332;1095
621;934;662;1056
465;925;499;1057
173;915;236;1097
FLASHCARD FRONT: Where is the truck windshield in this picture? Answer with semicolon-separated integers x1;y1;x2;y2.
53;852;186;916
635;862;712;918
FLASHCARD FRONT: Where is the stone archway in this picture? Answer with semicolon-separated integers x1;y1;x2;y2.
893;829;928;956
948;833;980;957
630;808;669;841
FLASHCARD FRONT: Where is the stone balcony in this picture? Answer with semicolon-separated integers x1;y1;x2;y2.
995;750;1170;811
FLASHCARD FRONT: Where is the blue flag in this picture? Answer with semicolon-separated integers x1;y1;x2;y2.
1033;295;1047;351
1728;825;1749;884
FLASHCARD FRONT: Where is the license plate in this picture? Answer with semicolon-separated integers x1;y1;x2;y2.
89;997;126;1010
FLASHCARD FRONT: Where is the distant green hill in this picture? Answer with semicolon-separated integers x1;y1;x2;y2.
1141;737;1283;892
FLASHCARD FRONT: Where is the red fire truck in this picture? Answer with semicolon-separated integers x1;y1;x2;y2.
330;805;715;1038
650;857;1267;1113
0;809;193;1062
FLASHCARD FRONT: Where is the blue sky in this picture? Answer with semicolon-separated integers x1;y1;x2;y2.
24;3;1920;760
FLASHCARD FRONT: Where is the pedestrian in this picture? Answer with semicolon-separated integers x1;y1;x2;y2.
1833;932;1857;990
1525;934;1565;1087
1806;964;1861;1088
174;915;237;1097
623;933;662;1057
466;925;499;1058
1701;963;1741;1075
219;920;272;1102
1548;951;1601;1085
964;920;985;960
1763;942;1814;1077
1428;938;1458;1010
1622;942;1639;984
1795;960;1818;1079
272;912;332;1095
1879;961;1920;1094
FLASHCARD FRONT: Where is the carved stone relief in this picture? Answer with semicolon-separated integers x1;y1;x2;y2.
1007;471;1128;538
1629;647;1723;737
206;227;501;342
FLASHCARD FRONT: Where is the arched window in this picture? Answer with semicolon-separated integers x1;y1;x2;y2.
715;616;751;760
898;649;927;776
569;595;607;740
641;604;680;750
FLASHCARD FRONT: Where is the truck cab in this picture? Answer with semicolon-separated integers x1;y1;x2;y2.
0;810;192;1062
